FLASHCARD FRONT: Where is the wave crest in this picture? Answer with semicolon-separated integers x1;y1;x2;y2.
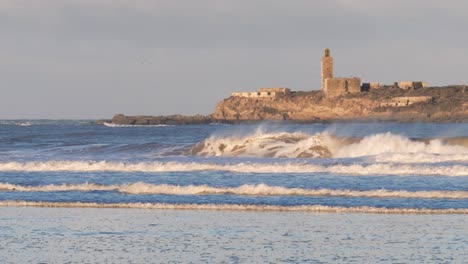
189;131;468;161
0;160;466;176
190;130;345;158
2;182;468;199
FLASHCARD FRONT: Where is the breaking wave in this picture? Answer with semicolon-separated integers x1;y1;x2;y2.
1;200;467;214
0;160;466;176
1;182;468;199
189;130;337;158
189;130;468;160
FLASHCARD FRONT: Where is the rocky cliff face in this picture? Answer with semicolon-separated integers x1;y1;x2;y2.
212;86;468;122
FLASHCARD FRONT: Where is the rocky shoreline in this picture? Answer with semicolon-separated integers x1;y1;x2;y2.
102;86;468;126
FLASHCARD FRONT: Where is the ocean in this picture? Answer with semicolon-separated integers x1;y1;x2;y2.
0;121;467;263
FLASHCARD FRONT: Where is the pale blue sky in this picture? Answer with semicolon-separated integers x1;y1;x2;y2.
1;0;467;119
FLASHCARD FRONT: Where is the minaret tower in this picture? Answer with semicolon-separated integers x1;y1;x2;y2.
321;48;333;90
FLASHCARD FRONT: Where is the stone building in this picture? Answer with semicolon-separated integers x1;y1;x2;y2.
398;81;427;90
231;87;291;98
323;77;361;97
380;96;432;107
361;82;381;92
321;48;333;90
321;49;362;97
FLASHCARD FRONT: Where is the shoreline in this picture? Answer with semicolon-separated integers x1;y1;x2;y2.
99;115;468;126
2;201;468;214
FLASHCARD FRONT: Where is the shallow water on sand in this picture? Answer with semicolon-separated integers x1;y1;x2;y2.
0;207;467;263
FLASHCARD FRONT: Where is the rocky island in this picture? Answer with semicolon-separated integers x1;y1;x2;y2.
104;49;468;125
213;85;467;123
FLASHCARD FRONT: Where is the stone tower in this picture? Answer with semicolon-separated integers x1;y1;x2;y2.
321;48;333;90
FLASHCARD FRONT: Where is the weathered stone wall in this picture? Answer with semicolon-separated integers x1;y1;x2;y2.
259;87;290;94
231;88;290;98
347;78;361;94
323;77;362;97
399;81;424;90
323;78;346;97
370;82;380;89
380;96;432;107
362;82;380;92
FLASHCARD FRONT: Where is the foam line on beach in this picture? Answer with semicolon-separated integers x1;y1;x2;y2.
1;182;468;199
1;200;467;214
0;161;466;176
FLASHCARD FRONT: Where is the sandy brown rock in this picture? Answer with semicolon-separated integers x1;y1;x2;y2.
212;86;468;123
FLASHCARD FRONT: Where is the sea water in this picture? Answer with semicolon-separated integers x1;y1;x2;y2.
0;121;467;262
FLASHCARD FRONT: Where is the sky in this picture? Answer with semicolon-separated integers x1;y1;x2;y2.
1;0;467;119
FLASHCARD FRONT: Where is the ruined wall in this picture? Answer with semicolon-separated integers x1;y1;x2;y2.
323;78;346;97
347;78;361;94
259;87;291;95
323;77;362;97
231;90;288;98
399;81;425;90
370;82;380;89
362;82;379;92
380;96;432;107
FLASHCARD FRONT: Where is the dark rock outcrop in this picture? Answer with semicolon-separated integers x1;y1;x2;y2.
110;114;214;125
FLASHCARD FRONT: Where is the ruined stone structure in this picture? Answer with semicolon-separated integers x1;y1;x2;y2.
321;49;361;97
361;82;380;92
231;87;291;98
380;96;432;107
321;48;333;90
228;48;428;101
323;78;361;97
370;82;380;89
399;81;427;90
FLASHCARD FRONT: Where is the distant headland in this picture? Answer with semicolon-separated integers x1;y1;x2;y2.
101;49;468;125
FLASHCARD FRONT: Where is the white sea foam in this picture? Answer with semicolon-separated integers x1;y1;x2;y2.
1;200;466;214
0;121;33;126
335;133;468;158
190;131;468;161
191;129;334;158
103;122;171;127
0;160;466;176
374;153;468;164
1;182;467;199
17;122;32;126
